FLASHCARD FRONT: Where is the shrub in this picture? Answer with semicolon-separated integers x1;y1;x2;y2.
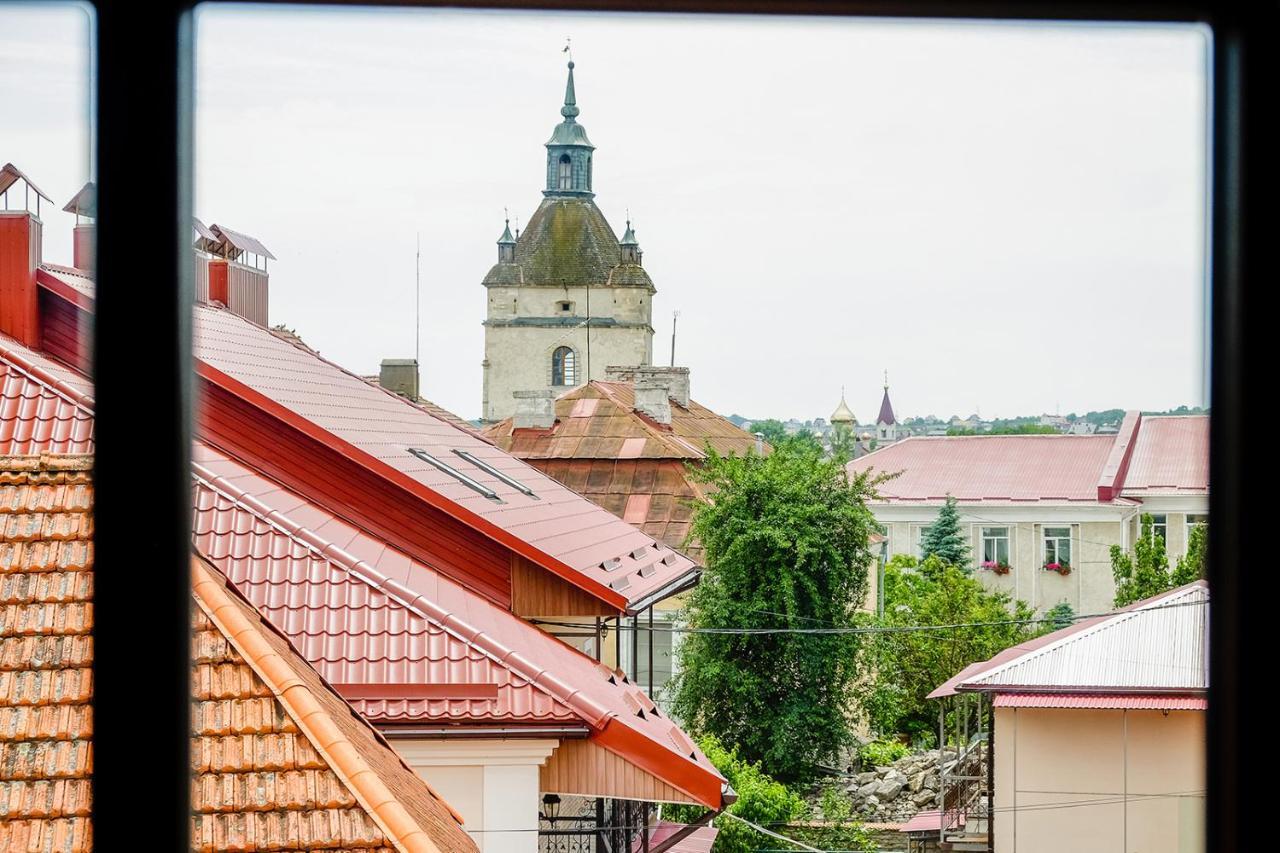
858;739;910;769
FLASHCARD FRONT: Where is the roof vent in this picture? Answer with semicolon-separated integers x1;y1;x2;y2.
630;546;651;561
609;575;632;592
661;552;680;567
637;562;656;579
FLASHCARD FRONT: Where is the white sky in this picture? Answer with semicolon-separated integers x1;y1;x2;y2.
2;5;1209;422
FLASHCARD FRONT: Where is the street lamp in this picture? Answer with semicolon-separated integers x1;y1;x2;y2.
541;793;561;823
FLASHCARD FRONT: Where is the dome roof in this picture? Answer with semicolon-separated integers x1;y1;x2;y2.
831;394;856;424
483;197;653;288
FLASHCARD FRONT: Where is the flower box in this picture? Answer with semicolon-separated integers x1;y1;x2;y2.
980;560;1012;575
1042;561;1071;576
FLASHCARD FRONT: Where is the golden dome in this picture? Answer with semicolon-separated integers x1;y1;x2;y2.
831;393;856;424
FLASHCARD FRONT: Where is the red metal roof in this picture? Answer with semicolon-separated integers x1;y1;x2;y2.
0;334;95;455
193;304;696;611
191;442;726;807
849;433;1124;504
992;693;1207;710
37;264;96;309
1122;415;1209;495
899;809;961;834
633;822;719;853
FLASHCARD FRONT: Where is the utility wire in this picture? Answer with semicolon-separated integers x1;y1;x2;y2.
531;598;1206;636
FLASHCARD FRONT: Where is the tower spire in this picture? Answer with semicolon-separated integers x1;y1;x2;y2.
562;58;580;119
545;53;595;197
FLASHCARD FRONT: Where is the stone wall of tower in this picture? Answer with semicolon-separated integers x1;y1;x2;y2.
482;301;653;422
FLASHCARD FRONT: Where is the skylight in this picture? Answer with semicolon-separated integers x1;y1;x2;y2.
452;449;538;498
407;448;500;501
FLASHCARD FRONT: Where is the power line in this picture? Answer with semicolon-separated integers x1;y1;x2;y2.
531;598;1207;636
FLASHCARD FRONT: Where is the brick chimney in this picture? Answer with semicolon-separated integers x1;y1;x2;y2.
606;365;691;414
379;358;420;400
0;164;51;347
512;389;556;429
63;181;95;273
634;374;672;425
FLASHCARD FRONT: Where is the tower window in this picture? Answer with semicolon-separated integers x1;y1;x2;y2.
558;154;572;190
557;300;573;313
552;346;577;386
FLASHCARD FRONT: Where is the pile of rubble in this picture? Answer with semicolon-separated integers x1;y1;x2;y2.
839;749;959;823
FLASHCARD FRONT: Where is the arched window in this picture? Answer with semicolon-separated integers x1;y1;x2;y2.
558;155;573;190
552;346;577;386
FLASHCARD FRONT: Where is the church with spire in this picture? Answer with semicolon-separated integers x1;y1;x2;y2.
480;59;656;422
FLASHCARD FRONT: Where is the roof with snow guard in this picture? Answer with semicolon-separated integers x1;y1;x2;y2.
931;581;1209;704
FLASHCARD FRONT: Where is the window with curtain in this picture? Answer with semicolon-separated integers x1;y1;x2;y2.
551;346;576;386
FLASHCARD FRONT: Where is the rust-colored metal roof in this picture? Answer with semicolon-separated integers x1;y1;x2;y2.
191;442;727;808
0;335;95;455
848;434;1123;505
37;264;96;302
485;381;761;461
193;304;696;611
1121;415;1209;495
992;693;1207;710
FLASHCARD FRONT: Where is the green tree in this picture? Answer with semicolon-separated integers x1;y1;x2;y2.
748;418;788;446
1042;601;1075;632
1111;514;1172;606
829;422;858;462
919;495;969;566
1173;521;1208;586
862;555;1035;738
672;440;880;782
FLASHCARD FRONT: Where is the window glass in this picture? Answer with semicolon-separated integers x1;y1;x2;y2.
981;526;1010;565
1044;526;1072;567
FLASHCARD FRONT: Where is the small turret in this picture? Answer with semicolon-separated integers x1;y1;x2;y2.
497;216;516;263
619;218;642;265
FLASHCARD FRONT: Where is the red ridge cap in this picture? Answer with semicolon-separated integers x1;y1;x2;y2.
0;338;96;411
195;359;628;612
1096;410;1142;501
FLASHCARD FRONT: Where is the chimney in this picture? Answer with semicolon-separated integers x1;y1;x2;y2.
633;374;672;425
512;389;556;429
379;358;420;400
609;365;691;412
62;181;95;273
0;164;51;347
193;220;273;325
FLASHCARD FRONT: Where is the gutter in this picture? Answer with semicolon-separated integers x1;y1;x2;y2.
379;725;591;739
628;569;701;614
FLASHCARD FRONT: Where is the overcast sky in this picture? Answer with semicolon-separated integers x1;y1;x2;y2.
3;6;1209;422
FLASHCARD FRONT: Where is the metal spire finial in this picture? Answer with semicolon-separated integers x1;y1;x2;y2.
560;41;579;119
884;369;889;390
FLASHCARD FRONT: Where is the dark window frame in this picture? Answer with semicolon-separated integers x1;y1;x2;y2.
92;2;1260;850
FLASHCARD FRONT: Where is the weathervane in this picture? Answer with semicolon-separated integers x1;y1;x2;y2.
563;38;573;63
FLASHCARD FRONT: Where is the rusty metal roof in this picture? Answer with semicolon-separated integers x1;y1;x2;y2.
934;581;1209;697
1121;415;1209;495
191;442;727;808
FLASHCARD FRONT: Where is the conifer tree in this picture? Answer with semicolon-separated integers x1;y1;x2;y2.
919;494;969;567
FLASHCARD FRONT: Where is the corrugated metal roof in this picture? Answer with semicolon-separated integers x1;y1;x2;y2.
193;304;697;610
38;264;96;301
210;223;276;259
1121;415;1209;495
993;693;1207;710
0;162;52;203
190;442;726;807
941;581;1209;695
899;810;961;834
0;334;95;455
848;434;1119;504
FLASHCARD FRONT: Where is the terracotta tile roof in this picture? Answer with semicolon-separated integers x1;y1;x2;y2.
848;434;1122;505
190;443;727;808
193;303;695;612
0;453;476;853
1121;416;1209;495
0;455;93;853
0;339;94;456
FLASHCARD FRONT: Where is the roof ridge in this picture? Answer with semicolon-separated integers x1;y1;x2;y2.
191;459;606;725
0;339;97;411
191;556;459;853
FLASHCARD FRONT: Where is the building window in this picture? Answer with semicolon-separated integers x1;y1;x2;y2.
551;346;577;386
1043;526;1072;568
1146;513;1168;544
981;526;1010;566
1187;513;1208;533
558;154;572;190
557;300;573;313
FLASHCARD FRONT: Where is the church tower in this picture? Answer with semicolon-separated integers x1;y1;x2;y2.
877;372;898;442
480;60;656;422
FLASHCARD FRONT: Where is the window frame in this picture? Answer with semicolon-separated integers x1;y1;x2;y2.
980;525;1011;566
90;2;1256;849
551;344;577;386
1042;525;1073;568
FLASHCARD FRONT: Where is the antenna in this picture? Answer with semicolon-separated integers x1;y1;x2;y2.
415;232;421;396
670;310;680;367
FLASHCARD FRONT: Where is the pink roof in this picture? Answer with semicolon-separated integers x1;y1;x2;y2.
993;693;1207;710
194;304;696;610
899;810;960;834
1122;416;1209;495
633;822;719;853
0;334;95;455
191;441;726;806
849;434;1119;504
